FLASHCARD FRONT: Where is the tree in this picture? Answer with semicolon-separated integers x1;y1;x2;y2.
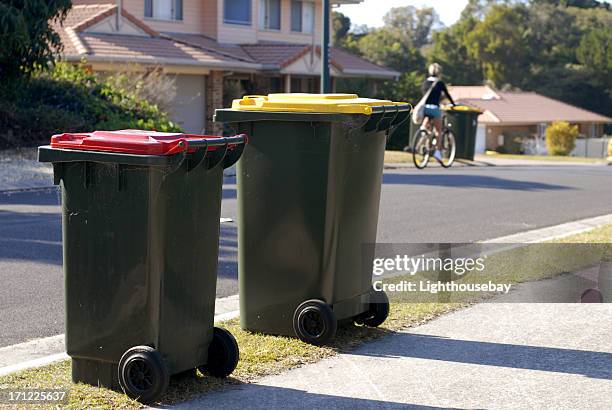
576;26;611;82
429;16;484;85
383;6;441;48
526;3;581;68
332;11;351;46
0;0;72;82
532;0;610;9
357;28;424;73
466;4;532;87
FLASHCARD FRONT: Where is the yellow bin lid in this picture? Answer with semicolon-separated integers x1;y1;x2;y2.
231;93;408;115
444;105;483;114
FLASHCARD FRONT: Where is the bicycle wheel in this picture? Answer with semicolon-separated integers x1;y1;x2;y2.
439;129;456;168
412;129;431;169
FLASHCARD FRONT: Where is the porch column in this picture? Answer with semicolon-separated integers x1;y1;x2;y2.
284;74;291;93
205;70;224;135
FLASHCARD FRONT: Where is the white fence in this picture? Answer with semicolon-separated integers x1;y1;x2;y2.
571;138;610;158
521;136;610;158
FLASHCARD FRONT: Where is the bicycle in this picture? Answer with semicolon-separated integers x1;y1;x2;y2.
412;115;456;169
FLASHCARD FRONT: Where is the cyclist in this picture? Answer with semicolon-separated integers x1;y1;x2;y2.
421;63;455;161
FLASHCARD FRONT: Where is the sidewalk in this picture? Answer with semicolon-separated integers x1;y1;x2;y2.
0;148;52;190
177;303;612;409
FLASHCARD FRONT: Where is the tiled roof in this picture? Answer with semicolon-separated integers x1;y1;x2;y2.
240;43;398;77
55;5;256;69
79;34;235;64
458;91;611;124
54;4;114;55
164;33;257;64
331;47;398;77
55;4;398;78
241;43;310;68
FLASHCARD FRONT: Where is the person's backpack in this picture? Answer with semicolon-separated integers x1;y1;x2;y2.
412;79;439;124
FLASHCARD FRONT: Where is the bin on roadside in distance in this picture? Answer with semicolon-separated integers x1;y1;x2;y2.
443;105;482;161
215;94;411;345
38;130;246;404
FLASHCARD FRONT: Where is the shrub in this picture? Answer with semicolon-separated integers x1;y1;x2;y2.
0;63;181;147
608;138;612;157
545;121;578;156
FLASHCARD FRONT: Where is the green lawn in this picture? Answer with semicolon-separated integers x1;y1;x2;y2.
384;150;412;164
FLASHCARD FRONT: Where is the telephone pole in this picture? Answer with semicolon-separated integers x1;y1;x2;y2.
321;0;331;93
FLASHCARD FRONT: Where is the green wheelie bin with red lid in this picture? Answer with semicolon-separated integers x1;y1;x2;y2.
38;130;246;404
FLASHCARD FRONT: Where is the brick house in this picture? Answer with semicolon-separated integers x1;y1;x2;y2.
56;0;398;134
449;86;611;155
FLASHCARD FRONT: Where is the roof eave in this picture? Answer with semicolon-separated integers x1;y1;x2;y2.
62;54;262;72
340;68;399;79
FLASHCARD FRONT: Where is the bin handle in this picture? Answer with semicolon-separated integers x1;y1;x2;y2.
187;134;247;149
185;134;248;171
369;103;411;115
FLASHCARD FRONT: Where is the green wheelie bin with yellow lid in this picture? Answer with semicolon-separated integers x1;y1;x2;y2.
215;94;411;345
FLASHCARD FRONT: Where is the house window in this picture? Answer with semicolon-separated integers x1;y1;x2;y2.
144;0;183;20
291;1;314;34
224;0;252;26
259;0;281;30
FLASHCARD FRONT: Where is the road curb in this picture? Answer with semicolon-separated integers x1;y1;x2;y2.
0;298;240;377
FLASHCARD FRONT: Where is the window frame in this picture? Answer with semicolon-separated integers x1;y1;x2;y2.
291;0;314;34
291;0;302;32
260;0;281;31
144;0;183;21
224;0;253;26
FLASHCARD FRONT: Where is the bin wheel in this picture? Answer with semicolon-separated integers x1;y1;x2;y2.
293;299;337;346
580;288;603;303
118;346;169;404
356;290;390;328
198;327;239;378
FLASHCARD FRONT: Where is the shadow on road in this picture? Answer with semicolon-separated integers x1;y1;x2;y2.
0;188;60;205
352;332;612;380
383;173;571;191
218;224;237;280
0;210;62;265
222;188;237;200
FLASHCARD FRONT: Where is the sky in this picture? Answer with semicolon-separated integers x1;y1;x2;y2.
336;0;611;28
335;0;469;28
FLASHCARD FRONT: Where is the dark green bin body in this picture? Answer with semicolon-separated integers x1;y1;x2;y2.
443;109;481;161
216;107;409;336
38;146;228;390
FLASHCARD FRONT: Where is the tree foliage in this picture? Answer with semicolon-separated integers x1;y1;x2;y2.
333;0;611;119
382;6;441;48
0;0;72;81
466;4;532;87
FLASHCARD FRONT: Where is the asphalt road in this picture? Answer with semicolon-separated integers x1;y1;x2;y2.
1;165;612;347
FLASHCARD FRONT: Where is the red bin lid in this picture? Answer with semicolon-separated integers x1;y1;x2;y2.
50;130;224;155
